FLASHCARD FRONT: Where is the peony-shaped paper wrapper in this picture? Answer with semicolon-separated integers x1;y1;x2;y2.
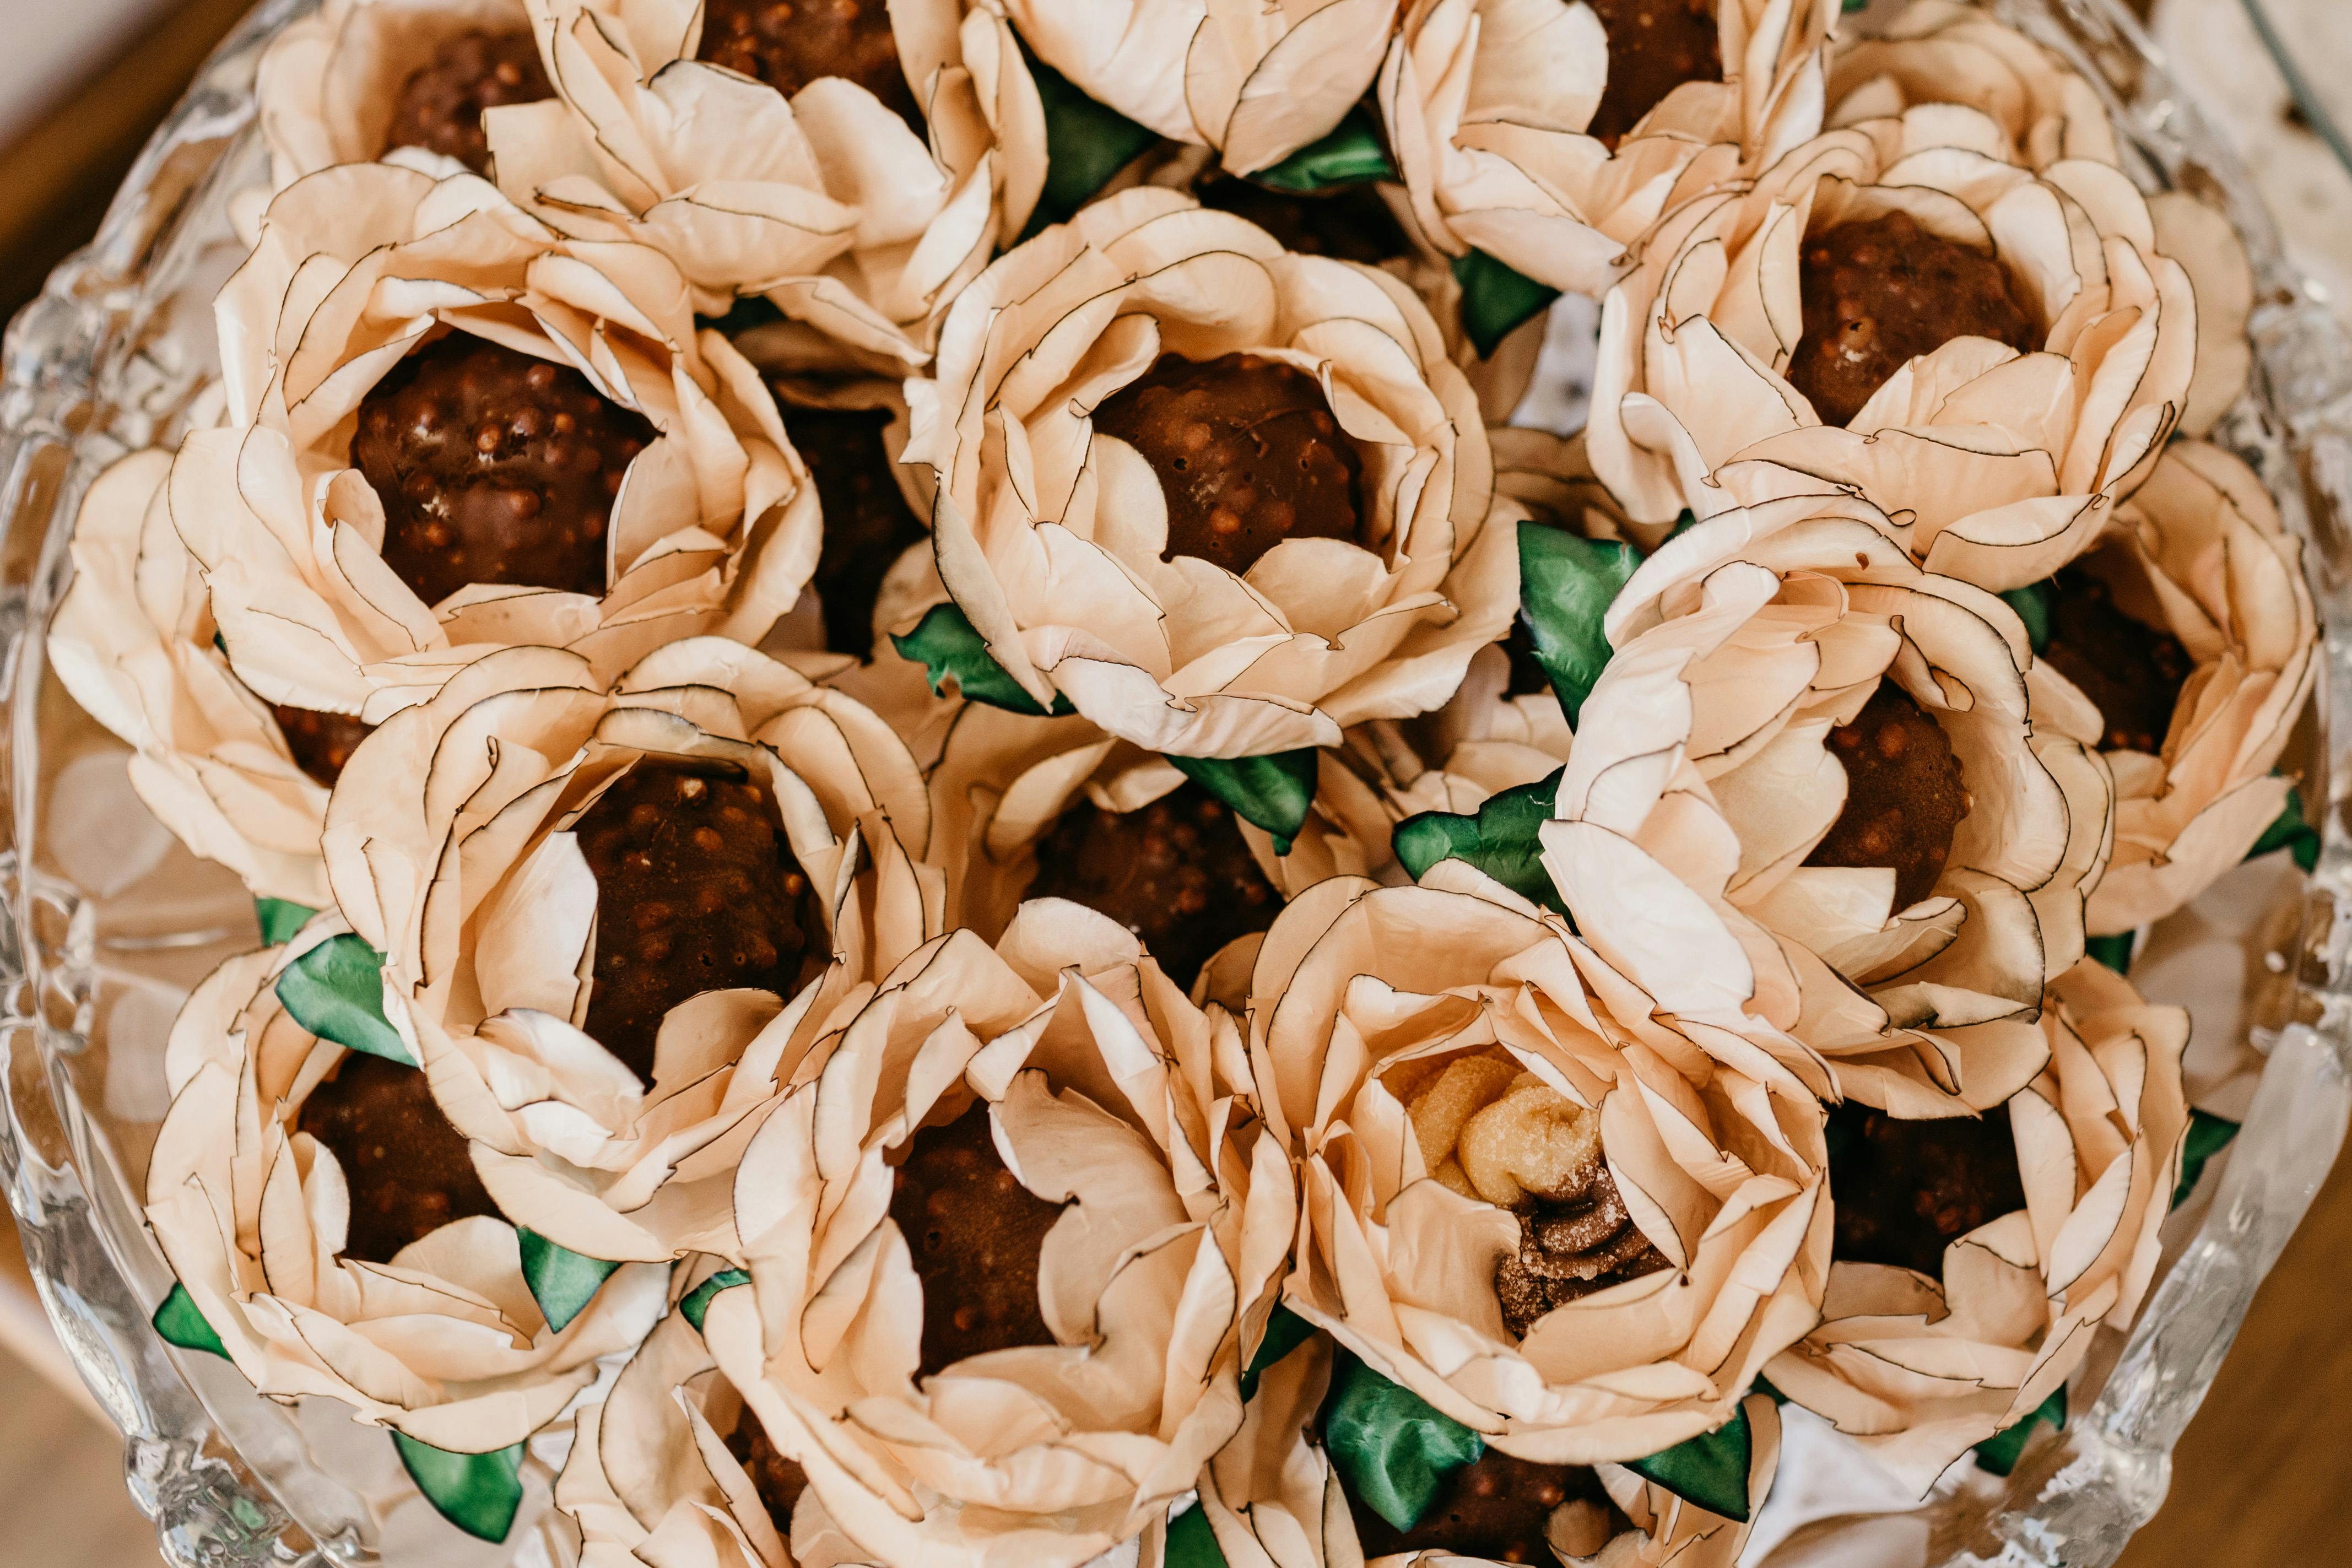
145;936;668;1452
182;160;814;725
1251;870;1831;1463
904;187;1518;759
1824;2;2117;171
1766;959;2188;1487
701;902;1288;1566
1548;495;2111;1115
1378;0;1836;296
321;638;937;1266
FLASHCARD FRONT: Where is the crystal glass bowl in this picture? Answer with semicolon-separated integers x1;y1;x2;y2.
1;2;2346;1565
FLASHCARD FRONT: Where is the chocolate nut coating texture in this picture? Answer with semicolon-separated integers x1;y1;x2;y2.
353;332;652;609
294;1051;501;1265
790;403;930;655
1805;681;1971;911
1788;212;2040;428
1349;1447;1624;1564
698;0;924;132
576;756;821;1086
887;1101;1065;1378
1024;783;1281;989
2039;569;2192;755
1197;180;1413;266
1493;1164;1670;1339
1827;1099;2028;1280
1091;352;1364;576
725;1415;810;1539
382;28;553;174
270;704;376;788
1584;0;1721;148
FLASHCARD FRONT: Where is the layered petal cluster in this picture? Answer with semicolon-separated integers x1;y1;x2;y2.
906;188;1518;758
1254;873;1831;1461
321;640;936;1264
1549;495;2111;1113
703;904;1285;1566
145;936;668;1451
1767;959;2188;1486
183;160;814;723
1824;2;2118;169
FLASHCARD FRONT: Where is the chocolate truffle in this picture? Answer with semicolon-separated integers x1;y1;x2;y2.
725;1415;810;1538
1805;682;1971;911
1091;352;1364;576
1585;0;1722;148
1493;1165;1670;1338
295;1050;500;1266
353;332;653;608
1788;211;2039;428
271;704;375;788
1349;1446;1624;1563
888;1101;1066;1378
2038;569;2192;755
698;0;923;132
383;28;553;174
1827;1099;2027;1280
1197;179;1413;266
576;756;822;1085
789;403;929;655
1024;783;1281;989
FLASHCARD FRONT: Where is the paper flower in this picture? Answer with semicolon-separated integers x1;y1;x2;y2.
320;638;936;1265
701;902;1283;1566
904;187;1518;759
1548;494;2111;1114
1766;958;2188;1487
181;159;814;727
1825;2;2117;170
144;934;668;1454
485;0;1046;371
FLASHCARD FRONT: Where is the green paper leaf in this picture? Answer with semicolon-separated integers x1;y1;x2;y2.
890;601;1072;717
275;934;414;1066
1999;582;2052;655
1392;770;1566;913
1626;1406;1754;1521
1841;0;1868;10
1169;749;1320;855
1450;249;1560;359
516;1229;621;1334
1321;1351;1484;1532
2084;932;2135;975
2248;786;2320;873
680;1268;752;1334
1518;519;1642;726
2172;1109;2241;1210
153;1284;227;1360
1025;48;1160;234
393;1433;526;1544
1972;1385;2066;1478
1165;1502;1230;1568
1251;108;1397;193
253;898;319;947
1239;1304;1320;1405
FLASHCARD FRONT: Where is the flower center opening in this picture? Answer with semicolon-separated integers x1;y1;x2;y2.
1804;681;1971;911
1826;1099;2027;1281
788;403;929;656
888;1100;1066;1378
725;1413;809;1539
1584;0;1722;149
1024;783;1280;989
2037;569;2192;755
269;704;375;787
1197;180;1414;266
383;28;554;174
353;332;652;608
1347;1448;1625;1562
1787;211;2039;428
295;1050;501;1265
1091;351;1365;576
576;755;821;1085
698;0;925;134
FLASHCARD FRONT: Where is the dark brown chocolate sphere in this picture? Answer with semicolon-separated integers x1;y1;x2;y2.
1024;783;1282;989
1805;682;1971;911
1091;352;1364;576
383;28;553;174
1585;0;1722;148
1827;1099;2028;1280
295;1051;500;1265
1197;180;1413;266
726;1415;809;1539
576;756;823;1085
1787;212;2040;428
1349;1446;1623;1563
698;0;923;132
888;1101;1066;1378
1493;1165;1670;1339
790;403;929;655
353;332;653;608
2039;570;2192;755
271;704;375;788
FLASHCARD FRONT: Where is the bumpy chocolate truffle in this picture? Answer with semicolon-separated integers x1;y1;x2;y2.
1025;783;1281;988
1197;179;1413;266
2039;569;2192;755
789;403;929;655
1350;1446;1624;1564
271;704;375;788
1806;682;1971;911
1788;212;2039;428
1827;1099;2027;1280
383;28;553;174
576;756;821;1085
295;1051;500;1265
1091;352;1364;576
726;1415;809;1538
698;0;923;131
888;1101;1065;1378
1585;0;1722;148
353;332;653;608
1493;1165;1670;1338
